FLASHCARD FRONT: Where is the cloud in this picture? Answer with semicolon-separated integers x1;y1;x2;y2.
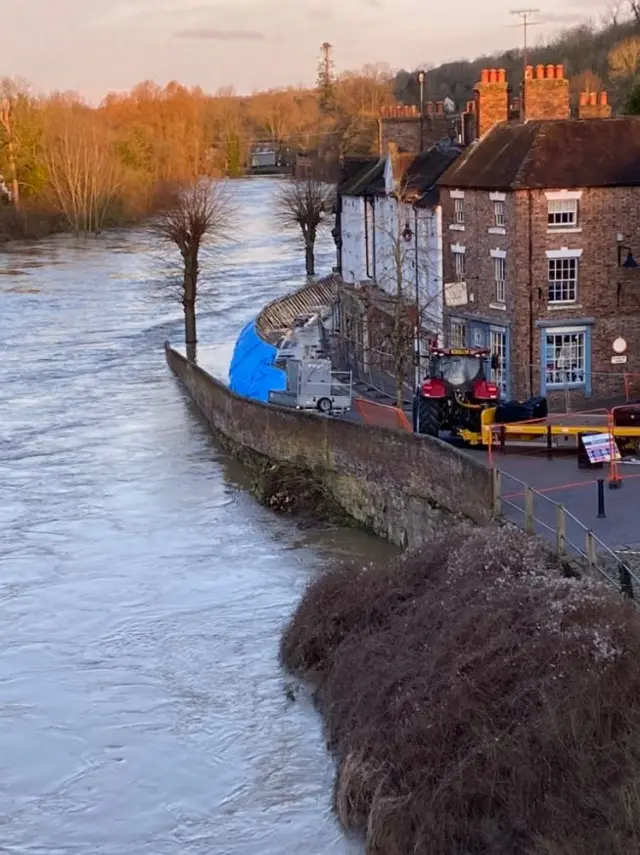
174;27;266;40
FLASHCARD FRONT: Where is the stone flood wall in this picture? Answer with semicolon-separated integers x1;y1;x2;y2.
165;344;494;548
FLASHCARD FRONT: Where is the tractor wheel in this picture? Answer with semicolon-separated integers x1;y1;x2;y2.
317;397;332;413
413;396;441;437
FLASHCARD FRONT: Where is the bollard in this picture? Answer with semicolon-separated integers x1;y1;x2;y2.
499;424;506;454
597;478;606;518
546;424;553;460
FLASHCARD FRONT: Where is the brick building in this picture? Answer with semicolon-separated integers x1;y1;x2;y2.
437;65;640;408
378;103;455;154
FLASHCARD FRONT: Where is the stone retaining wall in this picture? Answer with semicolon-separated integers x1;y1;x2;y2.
166;344;494;548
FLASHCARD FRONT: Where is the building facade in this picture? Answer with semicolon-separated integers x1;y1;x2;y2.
438;68;640;406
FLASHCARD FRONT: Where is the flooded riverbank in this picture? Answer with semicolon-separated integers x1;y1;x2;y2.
0;179;395;854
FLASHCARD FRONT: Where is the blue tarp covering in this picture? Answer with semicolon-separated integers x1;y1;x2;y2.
229;319;286;402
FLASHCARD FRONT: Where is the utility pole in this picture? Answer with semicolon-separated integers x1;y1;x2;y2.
510;9;540;76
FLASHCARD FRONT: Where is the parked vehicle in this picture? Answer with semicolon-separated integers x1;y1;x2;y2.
268;356;353;415
412;347;501;445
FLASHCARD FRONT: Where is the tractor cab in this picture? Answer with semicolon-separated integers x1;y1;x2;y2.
413;347;500;444
420;347;499;403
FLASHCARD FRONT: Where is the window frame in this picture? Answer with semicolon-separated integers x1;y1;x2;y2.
453;249;466;282
494;255;506;303
543;327;588;390
450;319;467;348
547;198;578;229
454;197;465;225
548;256;578;304
494;200;506;228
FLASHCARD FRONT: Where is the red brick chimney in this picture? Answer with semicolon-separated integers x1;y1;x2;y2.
522;63;570;121
578;90;612;119
473;67;509;138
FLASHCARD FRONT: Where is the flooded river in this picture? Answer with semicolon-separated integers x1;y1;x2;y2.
0;179;393;854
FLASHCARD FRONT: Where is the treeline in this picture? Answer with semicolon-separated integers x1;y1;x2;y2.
0;65;395;239
396;7;640;111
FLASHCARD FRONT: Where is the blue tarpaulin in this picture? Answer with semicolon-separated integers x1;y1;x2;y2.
228;319;286;402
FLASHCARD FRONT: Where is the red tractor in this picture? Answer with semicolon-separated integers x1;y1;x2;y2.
412;347;500;445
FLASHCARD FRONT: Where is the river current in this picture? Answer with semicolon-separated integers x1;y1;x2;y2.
0;179;392;854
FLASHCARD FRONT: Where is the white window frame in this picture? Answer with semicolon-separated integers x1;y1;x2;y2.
452;243;466;282
547;250;581;304
494;255;506;303
493;200;506;228
450;319;467;348
544;326;587;388
548;198;578;229
454;197;465;225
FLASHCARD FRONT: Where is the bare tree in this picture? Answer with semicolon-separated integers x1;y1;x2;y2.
275;176;334;276
42;114;122;233
609;35;640;80
371;185;443;408
152;178;233;360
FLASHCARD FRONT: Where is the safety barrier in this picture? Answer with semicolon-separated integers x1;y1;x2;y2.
354;397;412;432
492;469;639;600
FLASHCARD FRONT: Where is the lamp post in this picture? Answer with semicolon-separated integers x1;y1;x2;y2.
417;70;425;152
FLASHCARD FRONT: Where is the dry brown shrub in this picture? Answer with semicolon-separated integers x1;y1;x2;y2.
281;525;640;855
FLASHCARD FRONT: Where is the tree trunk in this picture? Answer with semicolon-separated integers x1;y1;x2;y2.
183;248;198;352
305;241;315;276
184;303;197;349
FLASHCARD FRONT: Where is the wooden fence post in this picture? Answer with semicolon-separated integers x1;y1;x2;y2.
556;503;566;557
524;487;535;535
585;530;597;574
492;469;502;516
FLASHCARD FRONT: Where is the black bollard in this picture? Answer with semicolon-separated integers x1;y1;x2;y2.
546;424;553;460
597;478;606;518
500;424;506;454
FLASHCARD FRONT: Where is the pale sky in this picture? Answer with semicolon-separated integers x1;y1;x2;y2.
0;0;607;102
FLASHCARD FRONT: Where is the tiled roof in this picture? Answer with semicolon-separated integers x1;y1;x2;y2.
339;157;385;196
438;118;640;190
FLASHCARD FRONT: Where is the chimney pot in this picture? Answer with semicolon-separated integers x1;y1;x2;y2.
481;69;490;84
536;64;545;79
498;68;506;83
579;92;588;106
589;91;597;106
525;65;533;79
545;64;555;79
555;64;564;79
426;101;434;114
600;91;608;106
436;100;444;114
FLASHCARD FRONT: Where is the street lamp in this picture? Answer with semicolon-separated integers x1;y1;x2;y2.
402;222;413;242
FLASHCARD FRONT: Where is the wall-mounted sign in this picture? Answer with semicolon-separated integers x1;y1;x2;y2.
444;281;468;307
611;354;628;364
613;337;627;354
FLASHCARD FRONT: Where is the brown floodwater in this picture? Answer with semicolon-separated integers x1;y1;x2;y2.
0;178;396;855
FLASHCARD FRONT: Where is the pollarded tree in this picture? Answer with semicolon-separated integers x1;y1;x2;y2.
275;176;335;277
152;178;233;360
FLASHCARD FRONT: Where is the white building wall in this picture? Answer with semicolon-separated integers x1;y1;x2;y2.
372;195;443;338
340;195;368;284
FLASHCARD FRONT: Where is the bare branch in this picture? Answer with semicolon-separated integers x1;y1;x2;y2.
275;176;335;275
150;177;235;352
